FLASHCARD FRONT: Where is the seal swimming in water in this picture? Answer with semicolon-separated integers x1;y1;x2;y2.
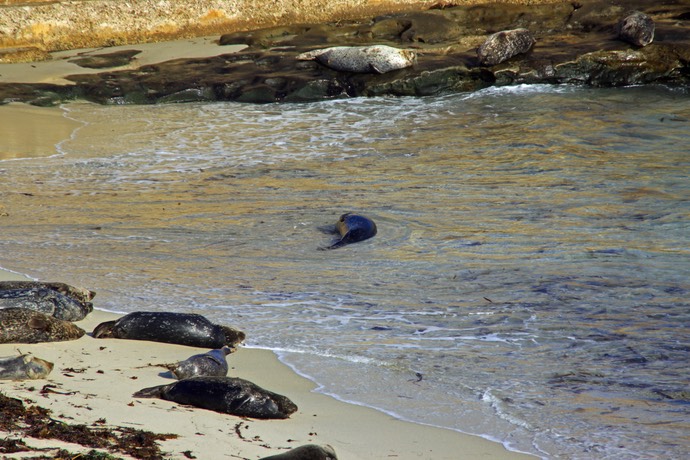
320;213;377;250
133;376;298;419
0;281;96;306
0;287;93;321
260;444;338;460
92;312;245;348
0;353;54;380
0;308;86;344
166;346;233;379
297;45;415;74
477;28;536;66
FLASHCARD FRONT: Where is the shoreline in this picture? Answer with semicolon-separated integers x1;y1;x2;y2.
1;267;536;459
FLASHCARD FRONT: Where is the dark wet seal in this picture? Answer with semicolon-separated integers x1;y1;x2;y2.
0;288;93;321
167;346;233;379
319;213;377;250
260;444;338;460
0;308;85;344
0;281;95;305
133;376;298;419
92;311;245;348
0;354;54;380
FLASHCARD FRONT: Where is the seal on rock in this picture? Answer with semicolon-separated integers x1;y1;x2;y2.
0;287;93;321
0;281;96;306
0;353;54;380
92;312;245;348
0;308;86;344
617;11;654;47
133;376;298;419
167;346;233;379
320;213;377;249
297;45;415;74
477;28;536;66
260;444;338;460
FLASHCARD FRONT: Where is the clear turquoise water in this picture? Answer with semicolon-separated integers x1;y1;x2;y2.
2;85;689;458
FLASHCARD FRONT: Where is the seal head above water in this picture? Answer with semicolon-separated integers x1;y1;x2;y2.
133;376;298;419
297;45;415;74
0;308;86;344
320;213;377;249
168;346;233;379
92;311;245;348
0;354;54;380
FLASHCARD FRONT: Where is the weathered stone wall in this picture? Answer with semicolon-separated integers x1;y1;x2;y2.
0;0;568;54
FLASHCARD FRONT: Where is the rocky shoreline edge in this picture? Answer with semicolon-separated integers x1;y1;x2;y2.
0;0;689;106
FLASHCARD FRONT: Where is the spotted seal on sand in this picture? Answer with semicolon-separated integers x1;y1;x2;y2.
133;376;298;419
297;45;415;74
477;28;536;66
320;213;377;249
0;288;93;321
0;353;54;380
0;281;96;306
167;346;233;379
261;444;338;460
92;312;245;348
0;308;86;344
617;11;654;47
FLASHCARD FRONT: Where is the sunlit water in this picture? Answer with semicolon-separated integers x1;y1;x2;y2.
2;85;689;459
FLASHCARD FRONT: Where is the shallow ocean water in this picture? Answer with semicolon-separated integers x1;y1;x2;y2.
1;84;689;458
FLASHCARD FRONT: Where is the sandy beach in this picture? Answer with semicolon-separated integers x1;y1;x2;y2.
0;266;535;459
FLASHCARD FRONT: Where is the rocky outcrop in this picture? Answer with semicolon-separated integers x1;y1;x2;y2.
0;0;689;105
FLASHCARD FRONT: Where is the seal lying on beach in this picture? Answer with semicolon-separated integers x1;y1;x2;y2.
0;288;93;321
0;353;54;380
297;45;415;74
320;213;377;249
0;281;96;306
260;444;338;460
167;346;233;379
92;312;245;348
0;308;86;344
133;376;298;419
477;28;536;66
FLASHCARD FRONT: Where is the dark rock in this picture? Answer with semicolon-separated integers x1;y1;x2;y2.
477;28;536;66
617;11;655;47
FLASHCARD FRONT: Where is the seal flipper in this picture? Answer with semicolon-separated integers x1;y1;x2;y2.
133;383;170;398
317;224;339;235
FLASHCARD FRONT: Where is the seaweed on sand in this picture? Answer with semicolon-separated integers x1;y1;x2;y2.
0;392;177;459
